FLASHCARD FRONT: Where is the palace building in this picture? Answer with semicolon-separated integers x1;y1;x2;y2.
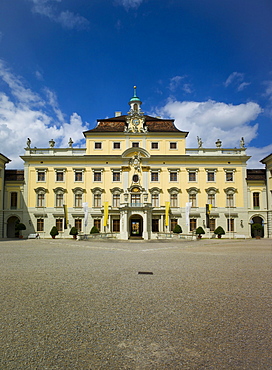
1;88;272;239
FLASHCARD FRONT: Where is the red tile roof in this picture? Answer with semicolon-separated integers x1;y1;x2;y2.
83;115;188;135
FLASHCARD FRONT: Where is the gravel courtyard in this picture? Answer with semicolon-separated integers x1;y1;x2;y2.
1;238;272;370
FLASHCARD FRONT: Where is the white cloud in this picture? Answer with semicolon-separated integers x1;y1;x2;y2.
247;144;272;168
0;60;89;168
116;0;144;10
224;72;250;92
224;72;244;87
169;76;184;92
29;0;89;30
158;98;262;152
237;82;251;91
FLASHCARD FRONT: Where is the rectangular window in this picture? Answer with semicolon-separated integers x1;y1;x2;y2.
75;219;82;232
113;194;120;208
189;194;197;207
37;193;45;207
151;193;159;207
131;194;141;206
190;219;197;232
75;171;83;182
132;142;139;147
207;171;215;182
151;171;159;182
227;218;234;232
113;142;121;149
152;219;159;232
56;218;63;232
253;192;260;209
170;193;178;207
56;171;64;182
226;194;234;207
10;192;18;209
37;218;44;232
226;171;233;182
170;142;177;149
112;219;120;232
170;171;177;182
94;171;101;182
171;218;178;231
151;142;159;149
56;193;63;207
112;171;120;182
94;194;101;208
37;170;45;182
189;171;196;182
95;142;102;149
209;219;216;232
94;219;101;231
75;193;82;208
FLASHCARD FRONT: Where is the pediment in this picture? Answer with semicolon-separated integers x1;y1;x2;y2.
122;147;150;158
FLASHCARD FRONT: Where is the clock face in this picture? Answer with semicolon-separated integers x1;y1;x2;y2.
133;118;140;126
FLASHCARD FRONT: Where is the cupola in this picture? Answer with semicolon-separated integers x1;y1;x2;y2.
128;86;142;113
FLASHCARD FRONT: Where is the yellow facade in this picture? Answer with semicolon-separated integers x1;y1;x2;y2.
1;90;271;239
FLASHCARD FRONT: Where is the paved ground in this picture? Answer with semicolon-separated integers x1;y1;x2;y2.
1;237;272;369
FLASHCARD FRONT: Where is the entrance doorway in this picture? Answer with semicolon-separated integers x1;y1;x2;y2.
251;216;264;238
130;216;143;238
7;216;20;238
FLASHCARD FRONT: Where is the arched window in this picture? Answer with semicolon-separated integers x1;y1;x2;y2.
186;187;199;208
72;187;85;208
91;187;104;208
224;187;237;208
149;187;162;208
53;187;66;208
168;187;180;208
34;187;47;208
110;187;123;208
205;187;218;207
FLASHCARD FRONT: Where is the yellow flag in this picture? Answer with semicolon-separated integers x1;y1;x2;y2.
103;201;109;227
165;201;170;226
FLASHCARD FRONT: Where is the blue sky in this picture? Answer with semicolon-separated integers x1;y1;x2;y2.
0;0;271;168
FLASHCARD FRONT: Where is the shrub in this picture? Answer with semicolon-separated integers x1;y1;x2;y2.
251;223;262;231
173;224;182;233
50;226;59;237
69;227;78;236
214;226;225;236
195;226;205;235
90;226;99;234
15;222;26;231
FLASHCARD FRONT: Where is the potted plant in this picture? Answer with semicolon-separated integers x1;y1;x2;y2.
251;223;263;239
214;226;225;238
173;224;182;234
70;226;78;239
50;226;59;239
195;226;205;239
90;226;99;234
15;222;26;238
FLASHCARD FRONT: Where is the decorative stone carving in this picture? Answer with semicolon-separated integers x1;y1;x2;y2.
68;138;73;148
197;136;203;148
130;153;141;171
240;137;245;148
49;139;55;148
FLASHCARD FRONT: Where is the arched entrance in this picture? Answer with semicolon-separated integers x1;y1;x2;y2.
251;216;264;238
129;215;143;238
7;216;20;238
